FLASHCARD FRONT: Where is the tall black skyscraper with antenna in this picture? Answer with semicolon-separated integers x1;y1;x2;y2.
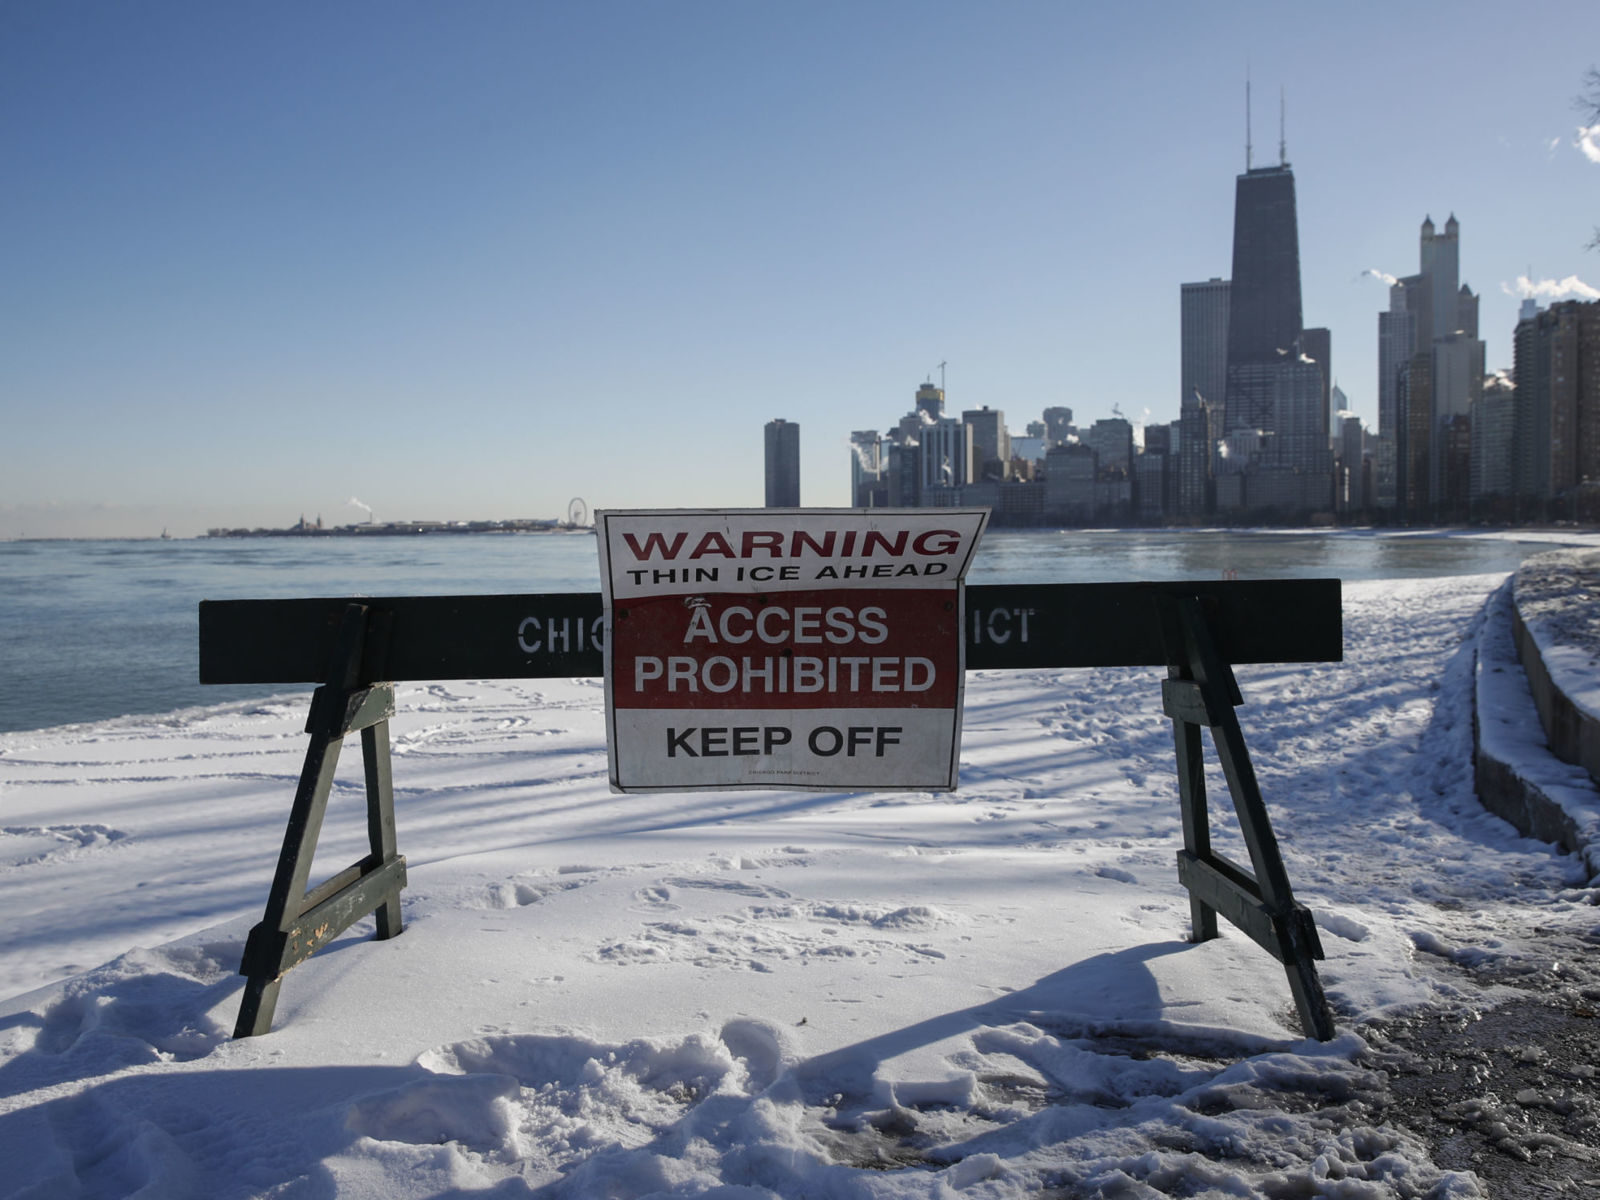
1222;85;1304;435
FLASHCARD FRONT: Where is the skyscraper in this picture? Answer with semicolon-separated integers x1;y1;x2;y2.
1176;400;1215;518
1177;278;1231;520
1513;300;1552;502
1337;413;1367;513
1470;374;1516;504
1377;285;1416;440
1517;300;1600;515
1087;417;1134;478
1223;162;1304;435
1041;406;1074;445
1299;326;1331;437
961;407;1010;482
849;430;884;508
764;419;800;507
918;417;972;492
1401;352;1433;518
1181;277;1231;412
1380;216;1485;519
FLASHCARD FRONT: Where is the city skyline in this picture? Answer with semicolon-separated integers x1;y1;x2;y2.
846;191;1593;524
4;3;1598;537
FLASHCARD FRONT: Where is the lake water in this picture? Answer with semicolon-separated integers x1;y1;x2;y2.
0;529;1572;734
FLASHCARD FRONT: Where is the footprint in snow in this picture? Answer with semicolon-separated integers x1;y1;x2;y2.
0;824;129;868
631;885;681;911
659;875;792;899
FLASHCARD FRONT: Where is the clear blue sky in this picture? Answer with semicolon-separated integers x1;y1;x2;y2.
4;1;1596;537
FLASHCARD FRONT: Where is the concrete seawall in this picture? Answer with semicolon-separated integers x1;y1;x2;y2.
1472;552;1600;883
1511;550;1600;788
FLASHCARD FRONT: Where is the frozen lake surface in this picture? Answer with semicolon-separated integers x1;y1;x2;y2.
0;527;1578;733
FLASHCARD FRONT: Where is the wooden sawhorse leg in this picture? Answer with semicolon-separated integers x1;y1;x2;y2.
234;604;407;1038
1159;593;1335;1041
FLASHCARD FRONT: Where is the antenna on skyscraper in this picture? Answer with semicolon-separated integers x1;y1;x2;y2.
1279;87;1286;165
1245;68;1253;170
937;360;947;392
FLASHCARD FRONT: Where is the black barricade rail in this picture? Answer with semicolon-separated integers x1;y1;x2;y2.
201;580;1342;1041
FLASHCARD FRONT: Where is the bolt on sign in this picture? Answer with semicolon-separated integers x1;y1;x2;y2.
597;508;989;793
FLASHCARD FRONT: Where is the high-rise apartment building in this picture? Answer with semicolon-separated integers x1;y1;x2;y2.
919;417;973;492
1430;332;1485;510
1401;353;1433;518
1337;414;1367;513
849;430;884;508
1176;400;1215;518
1516;300;1600;514
1087;417;1134;479
962;407;1010;482
1268;353;1327;466
1178;276;1229;516
763;419;800;507
885;441;920;507
1470;375;1516;503
1371;436;1398;512
1512;300;1552;501
1135;452;1167;522
1377;287;1417;441
1181;278;1231;411
1301;326;1331;433
1044;443;1095;522
1041;406;1074;445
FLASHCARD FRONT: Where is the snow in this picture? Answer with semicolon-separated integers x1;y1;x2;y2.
2;573;1597;1198
1475;578;1600;879
1513;547;1600;723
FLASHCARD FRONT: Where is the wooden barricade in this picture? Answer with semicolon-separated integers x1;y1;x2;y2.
201;579;1341;1041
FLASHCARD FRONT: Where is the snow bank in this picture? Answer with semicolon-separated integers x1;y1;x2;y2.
1511;548;1600;786
1474;579;1600;880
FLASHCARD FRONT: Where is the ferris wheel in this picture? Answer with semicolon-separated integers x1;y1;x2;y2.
566;498;589;527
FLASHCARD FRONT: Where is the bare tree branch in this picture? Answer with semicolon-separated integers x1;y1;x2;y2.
1577;66;1600;124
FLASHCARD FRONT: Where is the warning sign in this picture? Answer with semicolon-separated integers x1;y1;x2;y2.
597;508;988;792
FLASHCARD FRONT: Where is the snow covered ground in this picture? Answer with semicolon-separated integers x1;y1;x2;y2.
1513;547;1600;732
1476;576;1600;876
3;572;1598;1198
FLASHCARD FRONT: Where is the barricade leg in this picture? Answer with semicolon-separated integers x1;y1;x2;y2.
363;720;403;940
233;604;407;1039
1158;594;1335;1041
1172;718;1219;943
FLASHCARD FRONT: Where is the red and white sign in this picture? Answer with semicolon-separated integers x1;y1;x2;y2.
597;508;988;792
